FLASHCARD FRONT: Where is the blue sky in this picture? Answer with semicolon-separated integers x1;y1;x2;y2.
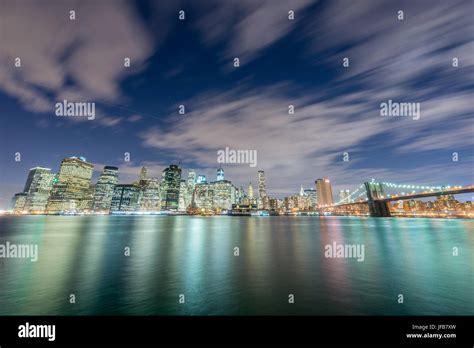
0;0;473;208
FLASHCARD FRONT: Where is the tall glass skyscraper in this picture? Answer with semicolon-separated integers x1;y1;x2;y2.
316;177;334;207
93;166;119;212
110;184;141;212
21;167;55;213
161;164;182;210
46;157;94;213
258;170;267;209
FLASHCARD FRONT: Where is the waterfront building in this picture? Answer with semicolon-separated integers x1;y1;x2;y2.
46;157;94;213
139;177;161;212
304;188;317;208
192;182;213;211
22;167;55;213
178;180;187;212
11;193;28;213
110;184;141;212
160;164;182;210
186;170;197;208
258;170;267;209
210;179;235;211
93;166;119;212
315;177;334;207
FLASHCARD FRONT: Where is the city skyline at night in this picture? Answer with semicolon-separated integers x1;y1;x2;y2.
1;0;473;210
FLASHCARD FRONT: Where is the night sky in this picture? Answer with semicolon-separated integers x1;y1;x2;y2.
0;0;473;209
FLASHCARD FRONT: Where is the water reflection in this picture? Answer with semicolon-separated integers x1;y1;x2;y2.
0;216;472;315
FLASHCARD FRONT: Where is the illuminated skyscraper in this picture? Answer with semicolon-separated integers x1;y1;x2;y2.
139;178;161;211
11;193;28;213
93;166;119;212
178;180;187;212
161;164;182;210
217;167;224;181
210;179;235;211
248;182;254;199
22;167;55;213
315;177;334;207
46;157;94;213
186;170;197;209
258;170;267;209
197;174;207;184
304;188;317;208
110;184;141;212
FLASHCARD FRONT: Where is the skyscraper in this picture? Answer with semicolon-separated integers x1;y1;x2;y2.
93;166;119;212
258;170;267;209
304;188;317;208
248;182;254;199
217;167;224;181
178;180;187;212
46;157;94;213
186;170;197;208
139;177;161;212
22;167;55;213
316;177;334;207
161;164;182;210
110;184;141;212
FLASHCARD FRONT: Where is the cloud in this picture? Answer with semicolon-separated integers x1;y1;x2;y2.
195;0;315;63
307;0;474;89
0;0;154;114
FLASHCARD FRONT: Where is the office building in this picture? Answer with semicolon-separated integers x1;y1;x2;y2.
93;166;119;212
160;164;182;210
110;184;141;212
315;177;334;207
46;157;94;213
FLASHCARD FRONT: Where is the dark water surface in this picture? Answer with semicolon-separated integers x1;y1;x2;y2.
0;216;472;315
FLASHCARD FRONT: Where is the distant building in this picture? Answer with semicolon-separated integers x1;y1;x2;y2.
186;170;197;208
160;164;182;210
110;184;141;212
304;188;317;208
93;166;119;212
258;170;267;209
46;157;94;213
315;177;334;207
178;180;187;212
197;174;207;184
217;167;224;181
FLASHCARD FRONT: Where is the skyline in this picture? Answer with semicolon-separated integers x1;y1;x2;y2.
7;155;473;218
1;0;473;210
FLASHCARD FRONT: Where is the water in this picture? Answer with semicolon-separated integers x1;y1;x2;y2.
0;216;472;315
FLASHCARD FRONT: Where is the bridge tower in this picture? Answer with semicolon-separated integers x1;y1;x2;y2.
364;182;391;217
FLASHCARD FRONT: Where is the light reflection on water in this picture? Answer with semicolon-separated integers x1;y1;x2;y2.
0;216;472;315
